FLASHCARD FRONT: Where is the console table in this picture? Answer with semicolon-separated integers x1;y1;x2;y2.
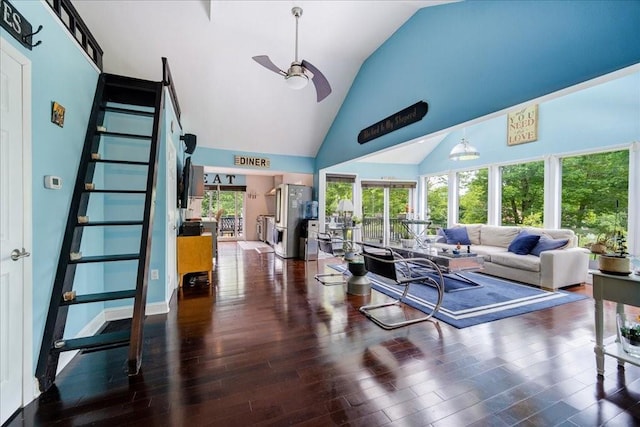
592;271;640;376
177;233;213;287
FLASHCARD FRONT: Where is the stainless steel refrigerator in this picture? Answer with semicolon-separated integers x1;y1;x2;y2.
274;184;312;258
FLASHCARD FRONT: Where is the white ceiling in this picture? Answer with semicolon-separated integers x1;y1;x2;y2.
72;0;453;164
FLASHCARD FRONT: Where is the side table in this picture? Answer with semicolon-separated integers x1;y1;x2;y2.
592;271;640;376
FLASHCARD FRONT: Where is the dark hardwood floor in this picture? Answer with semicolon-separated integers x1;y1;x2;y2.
9;242;640;426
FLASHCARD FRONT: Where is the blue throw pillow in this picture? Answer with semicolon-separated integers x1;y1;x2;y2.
435;227;447;243
530;236;569;256
507;233;540;255
443;227;471;245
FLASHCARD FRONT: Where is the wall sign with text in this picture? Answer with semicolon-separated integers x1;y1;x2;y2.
358;101;428;144
507;104;538;146
234;155;270;168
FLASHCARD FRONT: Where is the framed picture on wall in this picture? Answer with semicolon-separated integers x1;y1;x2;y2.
51;102;66;127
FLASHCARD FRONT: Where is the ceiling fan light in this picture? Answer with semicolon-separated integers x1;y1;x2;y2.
449;138;480;161
285;73;308;90
285;63;308;90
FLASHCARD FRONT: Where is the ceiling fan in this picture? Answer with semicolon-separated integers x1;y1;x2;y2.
252;7;332;102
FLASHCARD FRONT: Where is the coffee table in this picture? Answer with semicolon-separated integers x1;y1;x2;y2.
389;245;485;290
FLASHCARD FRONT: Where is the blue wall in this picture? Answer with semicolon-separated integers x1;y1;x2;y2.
192;146;314;174
1;2;180;368
1;2;101;364
326;162;418;181
316;0;640;171
419;71;640;173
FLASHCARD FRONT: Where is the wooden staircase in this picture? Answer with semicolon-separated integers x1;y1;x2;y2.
36;73;164;392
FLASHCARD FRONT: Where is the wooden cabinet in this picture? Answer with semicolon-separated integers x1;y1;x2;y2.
177;233;213;287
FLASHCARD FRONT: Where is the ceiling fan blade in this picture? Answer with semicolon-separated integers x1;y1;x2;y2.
301;60;332;102
252;55;286;76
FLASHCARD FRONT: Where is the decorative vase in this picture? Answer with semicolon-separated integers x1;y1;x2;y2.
598;254;630;275
617;313;640;357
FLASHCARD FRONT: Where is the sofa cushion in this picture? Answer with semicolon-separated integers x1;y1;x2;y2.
530;236;569;256
489;252;541;272
457;224;482;245
507;232;541;255
480;225;521;248
443;227;471;245
522;227;577;248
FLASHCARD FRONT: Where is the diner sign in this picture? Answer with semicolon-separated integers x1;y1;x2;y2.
358;101;428;144
507;104;538;146
234;155;270;168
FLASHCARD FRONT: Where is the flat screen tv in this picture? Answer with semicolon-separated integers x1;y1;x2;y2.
178;156;192;209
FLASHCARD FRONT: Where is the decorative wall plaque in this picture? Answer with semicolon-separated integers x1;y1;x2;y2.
358;101;428;144
234;155;270;168
507;104;538;146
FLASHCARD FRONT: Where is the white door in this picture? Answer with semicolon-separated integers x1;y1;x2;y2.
0;40;32;425
165;137;177;302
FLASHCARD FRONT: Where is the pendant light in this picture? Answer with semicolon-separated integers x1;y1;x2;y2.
449;129;480;161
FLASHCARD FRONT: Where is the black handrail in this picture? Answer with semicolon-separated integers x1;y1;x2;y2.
162;57;182;122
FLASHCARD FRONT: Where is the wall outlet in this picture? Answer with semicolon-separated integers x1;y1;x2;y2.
150;269;159;280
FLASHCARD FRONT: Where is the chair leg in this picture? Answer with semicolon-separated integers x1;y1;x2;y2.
359;280;443;329
359;300;438;329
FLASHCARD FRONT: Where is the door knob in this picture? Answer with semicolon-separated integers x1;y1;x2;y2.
11;248;31;261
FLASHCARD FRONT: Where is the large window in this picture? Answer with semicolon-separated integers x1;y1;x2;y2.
425;174;448;228
501;161;544;226
458;169;488;224
561;150;629;249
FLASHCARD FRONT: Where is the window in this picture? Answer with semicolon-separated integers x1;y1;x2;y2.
425;174;448;228
561;150;629;249
501;161;544;226
325;174;355;217
458;169;488;224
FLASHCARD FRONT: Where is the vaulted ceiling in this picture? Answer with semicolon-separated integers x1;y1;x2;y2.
72;0;453;163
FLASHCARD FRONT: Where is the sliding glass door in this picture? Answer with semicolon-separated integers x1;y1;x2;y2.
361;181;415;246
202;188;245;240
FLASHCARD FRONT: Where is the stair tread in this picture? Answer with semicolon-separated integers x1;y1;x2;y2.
92;159;149;166
77;220;144;227
61;290;137;305
84;189;146;194
53;330;131;353
70;254;140;264
102;106;155;117
96;130;152;140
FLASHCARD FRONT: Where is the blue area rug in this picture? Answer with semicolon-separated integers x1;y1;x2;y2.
330;264;588;328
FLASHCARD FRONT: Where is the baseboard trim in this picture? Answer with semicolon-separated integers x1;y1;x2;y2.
56;301;169;374
56;311;106;375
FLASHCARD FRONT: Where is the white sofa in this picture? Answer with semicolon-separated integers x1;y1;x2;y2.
432;224;589;290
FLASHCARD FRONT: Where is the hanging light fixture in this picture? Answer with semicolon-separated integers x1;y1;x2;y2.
449;130;479;161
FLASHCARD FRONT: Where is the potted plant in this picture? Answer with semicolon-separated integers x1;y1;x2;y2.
598;231;630;274
617;313;640;356
598;202;630;275
400;228;414;248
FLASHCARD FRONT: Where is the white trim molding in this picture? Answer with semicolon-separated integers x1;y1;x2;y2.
629;141;639;256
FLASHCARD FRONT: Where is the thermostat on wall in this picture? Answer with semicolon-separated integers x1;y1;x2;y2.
44;175;62;189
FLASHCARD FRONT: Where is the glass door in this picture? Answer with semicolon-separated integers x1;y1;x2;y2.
361;181;414;246
202;188;245;240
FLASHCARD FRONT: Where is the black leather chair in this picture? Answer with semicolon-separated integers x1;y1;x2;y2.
359;243;444;329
